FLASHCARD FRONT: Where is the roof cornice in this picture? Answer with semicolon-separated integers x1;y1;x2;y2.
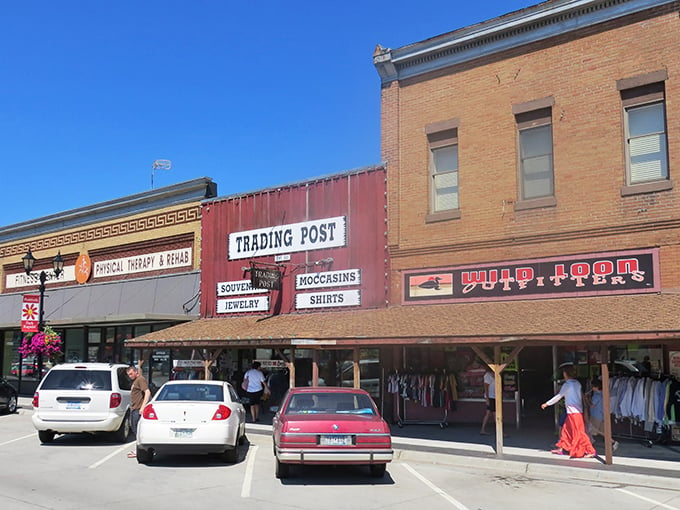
0;177;217;244
374;0;677;83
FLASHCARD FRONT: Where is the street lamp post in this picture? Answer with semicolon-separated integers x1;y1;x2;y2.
22;249;64;380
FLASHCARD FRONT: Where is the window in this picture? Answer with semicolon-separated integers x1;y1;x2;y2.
516;107;554;201
425;118;460;222
623;84;668;185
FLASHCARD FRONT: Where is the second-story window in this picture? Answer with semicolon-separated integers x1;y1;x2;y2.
516;107;554;201
426;119;460;221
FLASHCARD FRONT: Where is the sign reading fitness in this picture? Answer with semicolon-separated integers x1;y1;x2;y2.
228;216;346;260
404;248;659;303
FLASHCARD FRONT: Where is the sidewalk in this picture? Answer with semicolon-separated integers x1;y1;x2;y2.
247;407;679;489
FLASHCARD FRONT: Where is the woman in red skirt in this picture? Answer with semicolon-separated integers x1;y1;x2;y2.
541;364;596;458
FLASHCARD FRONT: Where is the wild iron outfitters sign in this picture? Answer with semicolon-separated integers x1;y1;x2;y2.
403;248;659;303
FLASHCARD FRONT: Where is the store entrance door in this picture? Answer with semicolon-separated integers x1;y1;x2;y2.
518;346;554;426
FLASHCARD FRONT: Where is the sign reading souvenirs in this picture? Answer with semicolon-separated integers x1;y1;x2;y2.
217;295;270;313
217;279;268;297
250;266;282;290
296;269;361;289
228;216;347;260
296;289;361;309
404;248;659;303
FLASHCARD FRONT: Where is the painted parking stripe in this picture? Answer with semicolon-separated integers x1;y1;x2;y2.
241;444;258;498
0;433;36;447
617;488;680;510
88;441;135;469
402;463;471;510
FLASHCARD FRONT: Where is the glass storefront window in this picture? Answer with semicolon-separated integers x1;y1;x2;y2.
64;329;85;363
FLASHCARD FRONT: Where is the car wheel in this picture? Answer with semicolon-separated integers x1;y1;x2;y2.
221;446;239;463
136;446;153;464
370;464;386;478
238;431;247;446
275;457;290;479
38;430;55;444
6;395;17;414
112;412;130;443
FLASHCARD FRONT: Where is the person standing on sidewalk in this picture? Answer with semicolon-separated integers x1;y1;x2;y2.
480;367;496;435
587;378;619;452
127;365;151;458
541;364;596;458
242;361;270;423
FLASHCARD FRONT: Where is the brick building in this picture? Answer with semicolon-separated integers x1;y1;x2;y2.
373;0;680;438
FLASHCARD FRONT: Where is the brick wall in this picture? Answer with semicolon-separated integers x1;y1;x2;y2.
382;9;680;303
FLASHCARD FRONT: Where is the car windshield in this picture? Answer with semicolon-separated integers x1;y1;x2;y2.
40;370;112;391
156;384;224;402
285;392;376;415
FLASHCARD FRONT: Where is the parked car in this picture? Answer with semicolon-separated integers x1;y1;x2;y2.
31;363;132;444
339;359;381;397
272;387;393;479
0;377;18;414
135;380;246;464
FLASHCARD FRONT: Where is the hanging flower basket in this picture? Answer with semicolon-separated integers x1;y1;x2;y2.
19;325;63;360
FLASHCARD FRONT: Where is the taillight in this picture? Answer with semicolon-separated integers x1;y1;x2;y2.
212;404;231;420
32;392;39;408
109;392;122;408
142;404;157;420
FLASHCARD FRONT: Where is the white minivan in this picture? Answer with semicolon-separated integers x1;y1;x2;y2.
32;363;132;444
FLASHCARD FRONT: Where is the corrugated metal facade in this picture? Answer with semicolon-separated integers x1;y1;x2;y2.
200;166;388;318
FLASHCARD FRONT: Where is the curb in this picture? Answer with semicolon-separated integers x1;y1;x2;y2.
394;445;677;490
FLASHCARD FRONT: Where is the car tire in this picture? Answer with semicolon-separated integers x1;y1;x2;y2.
370;464;386;478
6;395;17;414
112;412;130;443
221;446;239;463
136;446;153;464
238;431;247;446
275;457;290;479
38;430;55;444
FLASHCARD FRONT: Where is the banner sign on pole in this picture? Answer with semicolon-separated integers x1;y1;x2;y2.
21;294;40;333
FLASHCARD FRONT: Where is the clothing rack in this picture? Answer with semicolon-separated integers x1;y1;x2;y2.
387;370;452;429
607;374;678;447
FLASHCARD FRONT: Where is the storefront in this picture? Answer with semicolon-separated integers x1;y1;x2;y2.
0;177;216;394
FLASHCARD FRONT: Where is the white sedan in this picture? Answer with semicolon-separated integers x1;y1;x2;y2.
136;380;246;464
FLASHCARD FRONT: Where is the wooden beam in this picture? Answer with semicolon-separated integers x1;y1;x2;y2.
312;350;319;387
600;345;613;465
353;348;360;389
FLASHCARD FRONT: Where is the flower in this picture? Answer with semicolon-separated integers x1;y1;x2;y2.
19;326;62;360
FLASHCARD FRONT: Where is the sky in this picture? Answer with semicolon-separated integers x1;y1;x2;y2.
1;0;536;227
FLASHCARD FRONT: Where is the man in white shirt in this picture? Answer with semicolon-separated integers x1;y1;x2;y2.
480;367;496;435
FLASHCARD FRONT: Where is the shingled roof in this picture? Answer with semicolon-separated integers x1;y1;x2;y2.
126;293;680;348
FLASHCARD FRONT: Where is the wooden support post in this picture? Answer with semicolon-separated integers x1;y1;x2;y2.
493;346;504;458
312;350;319;387
600;345;613;465
288;348;296;389
353;348;360;389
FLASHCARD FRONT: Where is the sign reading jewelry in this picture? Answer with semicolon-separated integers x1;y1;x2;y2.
228;216;346;260
404;249;659;303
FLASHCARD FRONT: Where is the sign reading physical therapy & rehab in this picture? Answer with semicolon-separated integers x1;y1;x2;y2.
228;216;346;260
404;248;659;303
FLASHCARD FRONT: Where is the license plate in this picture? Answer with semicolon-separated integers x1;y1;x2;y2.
66;402;81;410
320;435;352;446
173;428;194;439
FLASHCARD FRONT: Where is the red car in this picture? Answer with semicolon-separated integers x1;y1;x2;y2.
272;387;393;479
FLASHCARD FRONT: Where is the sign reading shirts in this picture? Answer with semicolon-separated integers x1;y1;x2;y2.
404;248;659;303
228;216;346;260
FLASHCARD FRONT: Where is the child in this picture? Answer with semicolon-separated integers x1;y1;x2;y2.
588;379;619;452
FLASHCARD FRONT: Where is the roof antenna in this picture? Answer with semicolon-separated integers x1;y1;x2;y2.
151;159;172;189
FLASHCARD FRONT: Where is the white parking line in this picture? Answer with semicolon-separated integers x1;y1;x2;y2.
0;433;36;447
88;441;135;469
402;463;471;510
616;488;680;510
241;444;259;498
